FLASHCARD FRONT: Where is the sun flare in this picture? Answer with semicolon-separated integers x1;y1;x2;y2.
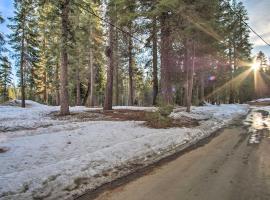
252;62;260;71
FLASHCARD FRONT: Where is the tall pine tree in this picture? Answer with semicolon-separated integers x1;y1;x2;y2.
8;0;39;107
0;56;12;102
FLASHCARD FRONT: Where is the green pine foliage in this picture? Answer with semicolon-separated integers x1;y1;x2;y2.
8;0;40;101
0;56;12;102
1;0;267;109
0;13;5;59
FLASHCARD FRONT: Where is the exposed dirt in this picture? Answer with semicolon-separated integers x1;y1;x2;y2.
0;147;9;153
51;109;199;129
248;101;270;106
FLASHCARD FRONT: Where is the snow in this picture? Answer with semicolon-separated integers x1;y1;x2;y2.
0;101;249;200
113;106;156;111
250;98;270;103
244;105;270;144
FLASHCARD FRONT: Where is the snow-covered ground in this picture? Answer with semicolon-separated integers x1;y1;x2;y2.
0;101;249;200
250;98;270;103
244;105;270;144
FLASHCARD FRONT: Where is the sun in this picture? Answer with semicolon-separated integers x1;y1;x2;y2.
252;62;260;71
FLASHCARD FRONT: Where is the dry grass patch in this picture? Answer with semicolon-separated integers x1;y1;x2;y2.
51;108;199;129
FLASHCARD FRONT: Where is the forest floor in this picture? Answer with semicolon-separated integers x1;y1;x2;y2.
0;100;248;200
51;109;199;129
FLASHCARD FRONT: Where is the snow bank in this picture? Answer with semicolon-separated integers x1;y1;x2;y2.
171;104;248;122
0;100;99;133
243;105;270;144
113;106;157;111
0;102;249;200
250;98;270;103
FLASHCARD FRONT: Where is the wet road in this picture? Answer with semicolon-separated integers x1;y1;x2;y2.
93;109;270;200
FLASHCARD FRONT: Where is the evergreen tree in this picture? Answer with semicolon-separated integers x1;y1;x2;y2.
0;56;12;102
104;0;116;110
257;51;268;70
0;13;5;60
8;0;40;107
0;0;256;111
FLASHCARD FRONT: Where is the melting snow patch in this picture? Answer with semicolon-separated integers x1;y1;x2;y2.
0;101;249;200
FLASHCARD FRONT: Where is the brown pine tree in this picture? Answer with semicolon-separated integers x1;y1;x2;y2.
160;13;173;105
128;30;134;106
59;0;70;115
104;22;115;110
152;17;158;105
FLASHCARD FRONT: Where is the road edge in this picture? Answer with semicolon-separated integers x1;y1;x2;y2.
74;113;249;200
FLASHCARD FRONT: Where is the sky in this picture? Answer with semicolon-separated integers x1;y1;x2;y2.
0;1;16;80
242;0;270;56
0;1;14;48
0;0;270;67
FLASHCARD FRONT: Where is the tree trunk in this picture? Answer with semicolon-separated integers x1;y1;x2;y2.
186;39;195;113
89;52;95;107
55;62;60;106
76;64;81;106
60;0;70;115
43;70;47;104
229;46;234;104
160;13;173;105
183;41;188;107
128;24;134;106
199;70;205;102
20;16;26;108
42;35;48;104
104;21;114;110
152;17;158;106
86;23;95;107
114;31;119;105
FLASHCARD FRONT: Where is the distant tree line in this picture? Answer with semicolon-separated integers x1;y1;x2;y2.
0;0;269;114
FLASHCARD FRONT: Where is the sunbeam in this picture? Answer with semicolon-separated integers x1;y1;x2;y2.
206;67;253;99
255;70;270;97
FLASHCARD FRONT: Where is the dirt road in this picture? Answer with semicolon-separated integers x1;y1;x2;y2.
92;113;270;200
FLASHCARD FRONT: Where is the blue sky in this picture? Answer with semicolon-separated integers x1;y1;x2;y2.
0;1;14;47
0;1;15;80
0;0;270;66
242;0;270;56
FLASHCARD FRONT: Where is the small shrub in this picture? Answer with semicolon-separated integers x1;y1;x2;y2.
158;105;174;117
145;111;172;128
145;104;174;128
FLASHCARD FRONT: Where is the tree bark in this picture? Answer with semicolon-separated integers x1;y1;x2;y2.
199;70;205;102
183;43;188;107
104;21;114;110
228;45;234;104
41;34;48;104
128;24;134;106
186;39;195;113
20;14;26;108
160;13;173;105
114;31;119;105
152;17;158;105
76;63;81;106
43;69;47;104
86;23;95;107
55;61;60;106
60;0;70;115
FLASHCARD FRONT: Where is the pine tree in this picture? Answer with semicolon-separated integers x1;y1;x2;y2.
104;0;116;110
1;0;255;109
35;1;58;104
0;56;12;102
152;17;158;105
257;51;268;70
8;0;39;107
0;13;5;60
